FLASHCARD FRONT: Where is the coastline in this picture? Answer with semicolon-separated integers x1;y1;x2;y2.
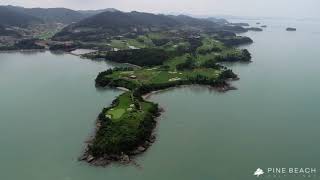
0;49;46;53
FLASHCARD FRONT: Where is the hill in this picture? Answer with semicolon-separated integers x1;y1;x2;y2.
78;8;120;16
3;6;86;24
0;6;43;27
168;15;219;27
75;11;179;29
53;10;242;41
52;11;181;41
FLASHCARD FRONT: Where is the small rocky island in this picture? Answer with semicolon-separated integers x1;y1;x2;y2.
286;27;297;31
246;27;263;32
230;23;250;27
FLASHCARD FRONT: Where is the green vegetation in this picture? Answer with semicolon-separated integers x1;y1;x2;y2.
110;40;128;49
0;6;256;165
86;34;252;164
216;49;252;62
215;36;253;46
197;37;223;54
52;10;241;42
0;38;45;51
85;48;170;67
176;56;196;70
88;92;159;156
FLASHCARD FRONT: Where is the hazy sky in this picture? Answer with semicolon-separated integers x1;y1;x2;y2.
1;0;320;18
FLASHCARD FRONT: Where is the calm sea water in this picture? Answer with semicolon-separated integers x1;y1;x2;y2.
1;19;320;180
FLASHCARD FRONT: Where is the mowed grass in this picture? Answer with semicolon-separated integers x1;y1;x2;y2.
147;32;167;39
108;108;126;120
106;66;221;85
105;91;158;122
110;40;128;49
164;54;189;70
109;36;156;50
127;39;149;48
106;93;133;121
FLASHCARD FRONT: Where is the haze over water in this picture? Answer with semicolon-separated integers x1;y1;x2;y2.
1;19;320;180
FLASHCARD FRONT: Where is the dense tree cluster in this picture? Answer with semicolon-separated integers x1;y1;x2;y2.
0;38;44;50
187;37;203;55
219;69;238;79
151;38;170;46
14;39;44;49
215;36;253;46
216;49;252;62
201;59;223;69
49;43;77;51
176;56;196;70
198;46;222;55
94;48;170;67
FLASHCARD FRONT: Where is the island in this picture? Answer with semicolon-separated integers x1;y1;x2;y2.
246;27;263;32
286;27;297;31
230;23;250;27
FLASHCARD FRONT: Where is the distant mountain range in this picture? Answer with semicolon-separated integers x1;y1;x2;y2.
0;6;121;26
53;10;248;41
0;5;248;44
4;6;86;24
0;6;43;27
76;11;179;29
78;8;120;16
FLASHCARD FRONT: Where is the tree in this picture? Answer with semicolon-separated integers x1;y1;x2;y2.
201;59;222;69
241;49;252;61
176;56;196;70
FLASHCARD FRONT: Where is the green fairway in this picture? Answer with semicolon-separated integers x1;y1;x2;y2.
107;108;126;120
110;40;128;49
105;92;133;121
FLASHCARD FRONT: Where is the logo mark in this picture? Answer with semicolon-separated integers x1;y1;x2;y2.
254;168;264;177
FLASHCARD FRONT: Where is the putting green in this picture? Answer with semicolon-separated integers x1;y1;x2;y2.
108;108;126;120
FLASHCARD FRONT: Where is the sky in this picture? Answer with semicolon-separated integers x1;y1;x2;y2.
1;0;320;18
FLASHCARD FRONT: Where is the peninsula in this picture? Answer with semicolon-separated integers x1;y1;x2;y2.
80;32;252;165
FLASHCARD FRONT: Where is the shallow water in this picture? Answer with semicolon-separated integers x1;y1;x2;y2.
1;19;320;180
